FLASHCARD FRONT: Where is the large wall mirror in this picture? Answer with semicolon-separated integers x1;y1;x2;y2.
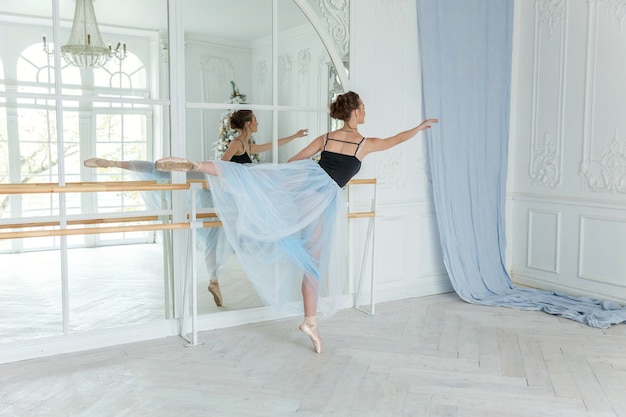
181;0;350;315
0;0;349;346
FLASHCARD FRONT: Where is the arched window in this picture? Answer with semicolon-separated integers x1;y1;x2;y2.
10;42;154;250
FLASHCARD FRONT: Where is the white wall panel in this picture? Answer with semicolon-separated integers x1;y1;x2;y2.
580;0;626;194
509;0;626;303
349;0;450;303
579;215;626;286
527;209;561;273
529;0;568;188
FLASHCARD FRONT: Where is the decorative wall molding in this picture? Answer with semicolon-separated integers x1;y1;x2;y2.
199;55;234;101
579;214;626;286
257;60;267;86
529;0;567;188
298;48;311;76
382;0;407;28
603;0;626;30
580;0;626;194
373;148;406;189
415;157;431;185
530;133;560;187
527;209;561;273
278;53;293;86
319;0;350;59
536;0;566;37
580;129;626;193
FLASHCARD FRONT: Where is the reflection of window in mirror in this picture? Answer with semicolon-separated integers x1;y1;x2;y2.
10;41;155;248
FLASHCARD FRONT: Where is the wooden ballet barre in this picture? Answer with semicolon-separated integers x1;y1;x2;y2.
0;215;165;229
0;178;374;239
348;178;376;185
0;181;190;195
0;178;372;195
346;178;376;218
347;212;375;219
0;219;223;240
1;212;217;230
1;222;187;240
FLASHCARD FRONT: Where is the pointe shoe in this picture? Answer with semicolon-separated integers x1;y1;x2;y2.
84;158;113;168
299;317;322;354
155;157;199;172
208;280;223;307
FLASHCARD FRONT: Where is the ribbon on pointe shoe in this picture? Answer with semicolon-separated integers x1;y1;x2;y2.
155;157;199;172
208;280;223;307
84;158;113;168
298;316;322;353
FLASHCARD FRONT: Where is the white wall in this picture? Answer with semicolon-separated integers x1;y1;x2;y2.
508;0;626;302
349;0;451;304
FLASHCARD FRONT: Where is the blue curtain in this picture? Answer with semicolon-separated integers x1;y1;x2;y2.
417;0;626;328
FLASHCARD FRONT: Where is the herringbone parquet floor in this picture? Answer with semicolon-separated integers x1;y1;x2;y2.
1;292;626;417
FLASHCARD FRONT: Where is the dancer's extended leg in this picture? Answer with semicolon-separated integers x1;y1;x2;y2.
84;158;130;169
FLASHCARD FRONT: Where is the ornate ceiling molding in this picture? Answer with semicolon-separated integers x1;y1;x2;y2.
319;0;350;59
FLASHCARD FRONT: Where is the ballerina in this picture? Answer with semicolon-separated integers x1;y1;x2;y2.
156;91;437;353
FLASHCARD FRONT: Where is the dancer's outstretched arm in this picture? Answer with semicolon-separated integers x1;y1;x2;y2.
288;136;324;162
250;129;308;154
358;118;438;158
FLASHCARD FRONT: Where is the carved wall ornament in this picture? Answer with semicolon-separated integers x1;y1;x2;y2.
415;156;431;185
603;0;626;30
374;148;407;189
536;0;566;37
199;55;235;105
279;54;293;85
529;0;566;189
159;38;168;64
580;129;626;193
530;132;561;188
199;55;234;90
319;0;349;59
382;0;407;24
257;60;267;86
298;48;311;76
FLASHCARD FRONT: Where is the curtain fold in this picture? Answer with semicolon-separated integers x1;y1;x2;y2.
417;0;626;328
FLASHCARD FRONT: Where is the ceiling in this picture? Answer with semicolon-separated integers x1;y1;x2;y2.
0;0;309;43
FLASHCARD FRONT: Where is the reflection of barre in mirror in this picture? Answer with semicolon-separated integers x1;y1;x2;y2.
83;158;229;307
84;110;307;307
156;91;438;354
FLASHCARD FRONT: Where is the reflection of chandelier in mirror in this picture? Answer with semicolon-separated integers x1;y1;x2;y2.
43;0;126;69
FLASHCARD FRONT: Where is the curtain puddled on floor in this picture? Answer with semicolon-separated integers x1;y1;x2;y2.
416;0;626;328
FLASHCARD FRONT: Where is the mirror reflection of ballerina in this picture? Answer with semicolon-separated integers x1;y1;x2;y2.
84;110;307;307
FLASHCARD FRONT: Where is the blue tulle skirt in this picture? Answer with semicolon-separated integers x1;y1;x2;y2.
127;161;230;280
206;159;348;317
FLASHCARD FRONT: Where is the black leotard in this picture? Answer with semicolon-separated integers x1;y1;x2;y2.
230;152;252;164
318;135;365;187
229;138;253;164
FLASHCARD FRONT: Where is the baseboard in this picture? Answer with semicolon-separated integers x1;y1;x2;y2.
512;273;626;305
0;319;180;365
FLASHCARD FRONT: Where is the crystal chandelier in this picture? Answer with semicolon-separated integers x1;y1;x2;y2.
56;0;126;69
